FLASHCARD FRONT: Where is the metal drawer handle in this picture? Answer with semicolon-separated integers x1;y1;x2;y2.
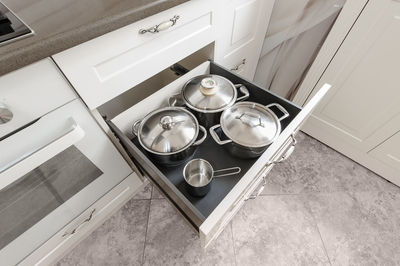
139;15;180;34
266;134;297;166
245;176;267;201
62;208;96;237
231;59;246;71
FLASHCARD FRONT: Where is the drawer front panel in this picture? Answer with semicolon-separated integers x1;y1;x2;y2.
19;174;143;266
53;0;215;109
199;134;297;247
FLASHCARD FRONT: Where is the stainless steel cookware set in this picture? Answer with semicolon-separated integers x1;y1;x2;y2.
132;74;290;197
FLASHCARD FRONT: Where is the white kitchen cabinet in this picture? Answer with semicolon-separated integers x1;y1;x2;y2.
47;0;330;254
214;0;275;80
53;0;276;110
53;0;216;110
302;0;400;185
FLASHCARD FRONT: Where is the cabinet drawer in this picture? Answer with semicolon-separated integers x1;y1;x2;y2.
19;173;144;266
107;61;330;248
53;0;215;110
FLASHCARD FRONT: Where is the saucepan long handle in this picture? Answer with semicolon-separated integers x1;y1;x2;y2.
213;167;241;178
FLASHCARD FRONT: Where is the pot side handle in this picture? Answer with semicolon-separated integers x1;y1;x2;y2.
168;93;185;107
234;84;250;102
192;125;207;146
209;124;233;145
265;103;289;121
132;120;142;136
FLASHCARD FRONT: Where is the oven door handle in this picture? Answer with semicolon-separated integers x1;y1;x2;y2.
0;118;85;189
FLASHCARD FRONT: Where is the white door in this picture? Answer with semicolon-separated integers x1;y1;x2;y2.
302;0;400;153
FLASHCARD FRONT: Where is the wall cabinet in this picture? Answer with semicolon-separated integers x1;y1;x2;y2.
302;0;400;186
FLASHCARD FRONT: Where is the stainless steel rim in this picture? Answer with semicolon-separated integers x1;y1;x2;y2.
137;107;200;155
182;75;238;113
220;102;282;148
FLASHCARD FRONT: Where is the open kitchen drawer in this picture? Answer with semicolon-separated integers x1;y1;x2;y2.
105;61;330;248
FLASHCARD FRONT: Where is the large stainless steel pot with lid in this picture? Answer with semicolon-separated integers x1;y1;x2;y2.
169;74;250;128
132;107;207;166
209;102;289;158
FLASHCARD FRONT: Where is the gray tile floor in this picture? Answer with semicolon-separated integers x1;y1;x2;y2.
56;132;400;266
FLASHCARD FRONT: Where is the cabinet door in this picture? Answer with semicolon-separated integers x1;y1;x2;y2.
369;132;400;185
303;0;400;153
214;0;275;80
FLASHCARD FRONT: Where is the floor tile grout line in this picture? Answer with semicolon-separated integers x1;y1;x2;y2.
229;222;238;266
140;199;152;266
303;198;333;266
258;193;301;196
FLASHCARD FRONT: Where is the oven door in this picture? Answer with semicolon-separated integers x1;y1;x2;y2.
0;99;132;265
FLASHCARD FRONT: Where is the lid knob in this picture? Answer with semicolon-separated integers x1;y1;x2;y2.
160;115;173;130
200;78;218;96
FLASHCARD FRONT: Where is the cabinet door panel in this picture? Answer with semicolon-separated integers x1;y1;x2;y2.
304;0;400;152
370;132;400;172
369;132;400;185
214;0;275;80
231;0;259;46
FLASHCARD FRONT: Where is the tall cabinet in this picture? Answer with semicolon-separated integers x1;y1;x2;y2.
302;0;400;186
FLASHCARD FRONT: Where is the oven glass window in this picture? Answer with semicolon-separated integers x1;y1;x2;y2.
0;146;103;249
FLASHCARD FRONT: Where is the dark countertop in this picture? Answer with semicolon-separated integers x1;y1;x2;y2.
0;0;189;76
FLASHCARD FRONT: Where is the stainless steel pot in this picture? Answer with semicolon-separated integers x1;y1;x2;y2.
132;107;207;166
183;158;241;197
209;102;289;158
169;74;250;128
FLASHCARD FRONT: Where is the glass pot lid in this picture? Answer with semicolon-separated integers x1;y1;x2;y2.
220;102;281;147
137;107;199;154
182;74;237;113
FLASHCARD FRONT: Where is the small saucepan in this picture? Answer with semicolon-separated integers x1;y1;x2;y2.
183;158;241;197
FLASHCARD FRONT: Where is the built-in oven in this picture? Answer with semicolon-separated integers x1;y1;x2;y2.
0;59;133;265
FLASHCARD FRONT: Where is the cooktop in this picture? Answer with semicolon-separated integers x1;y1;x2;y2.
0;2;33;46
